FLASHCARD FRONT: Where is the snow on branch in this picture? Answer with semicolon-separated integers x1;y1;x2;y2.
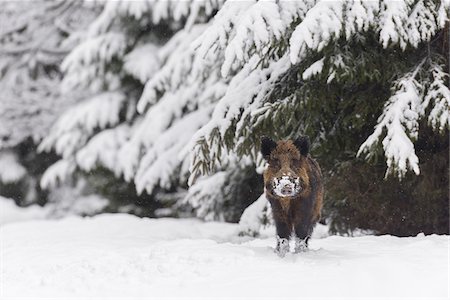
289;0;445;66
437;0;450;27
404;0;438;47
193;1;255;61
220;0;285;77
134;105;215;195
120;75;226;191
290;1;344;64
137;25;209;113
61;32;127;91
135;74;221;155
379;0;443;49
39;92;125;157
76;124;131;176
378;0;411;49
424;64;450;132
184;157;254;221
183;171;229;221
62;32;126;71
40;159;76;189
195;0;313;78
302;57;325;80
123;43;160;84
234;54;292;141
358;63;425;178
88;0;224;37
344;0;379;39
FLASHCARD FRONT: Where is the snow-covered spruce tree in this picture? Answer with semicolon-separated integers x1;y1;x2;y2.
0;1;97;205
41;1;448;231
40;1;260;220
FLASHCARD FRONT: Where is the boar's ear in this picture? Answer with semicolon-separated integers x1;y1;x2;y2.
294;135;310;156
260;136;277;159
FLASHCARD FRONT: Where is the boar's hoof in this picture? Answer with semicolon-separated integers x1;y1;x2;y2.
274;236;289;257
293;237;308;253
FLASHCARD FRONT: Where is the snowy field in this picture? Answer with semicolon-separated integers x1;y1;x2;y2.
1;205;449;299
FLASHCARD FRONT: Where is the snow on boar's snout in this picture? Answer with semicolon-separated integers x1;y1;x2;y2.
272;176;301;197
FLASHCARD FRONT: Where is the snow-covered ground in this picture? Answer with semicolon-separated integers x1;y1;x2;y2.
0;196;50;226
1;212;448;299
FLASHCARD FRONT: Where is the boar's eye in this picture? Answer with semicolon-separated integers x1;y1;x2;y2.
291;159;301;168
269;158;280;168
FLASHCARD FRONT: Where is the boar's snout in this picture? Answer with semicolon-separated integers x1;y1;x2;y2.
273;176;301;197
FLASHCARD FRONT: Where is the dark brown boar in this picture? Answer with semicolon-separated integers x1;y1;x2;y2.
261;136;323;257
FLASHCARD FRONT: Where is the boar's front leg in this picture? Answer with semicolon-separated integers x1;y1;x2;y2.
274;219;291;257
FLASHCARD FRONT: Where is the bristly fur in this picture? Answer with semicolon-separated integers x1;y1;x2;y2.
260;136;323;255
